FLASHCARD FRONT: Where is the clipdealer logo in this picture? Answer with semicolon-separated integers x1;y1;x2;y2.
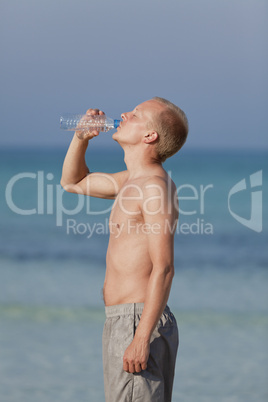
228;170;263;233
4;170;263;234
4;171;214;235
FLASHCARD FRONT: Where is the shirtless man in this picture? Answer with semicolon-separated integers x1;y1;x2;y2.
61;97;188;402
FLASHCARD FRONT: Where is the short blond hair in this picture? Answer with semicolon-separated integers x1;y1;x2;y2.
149;97;189;162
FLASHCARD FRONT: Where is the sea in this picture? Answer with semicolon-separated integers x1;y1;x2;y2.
0;146;267;402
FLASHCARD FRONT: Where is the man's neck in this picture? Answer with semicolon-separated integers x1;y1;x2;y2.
123;147;162;180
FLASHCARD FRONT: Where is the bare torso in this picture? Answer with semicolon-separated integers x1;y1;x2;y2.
103;172;177;306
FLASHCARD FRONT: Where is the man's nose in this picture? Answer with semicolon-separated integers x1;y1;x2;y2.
121;113;127;120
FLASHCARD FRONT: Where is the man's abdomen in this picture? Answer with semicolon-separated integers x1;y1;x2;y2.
104;240;152;306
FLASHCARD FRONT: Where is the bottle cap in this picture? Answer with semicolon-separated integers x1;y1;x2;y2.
114;119;120;128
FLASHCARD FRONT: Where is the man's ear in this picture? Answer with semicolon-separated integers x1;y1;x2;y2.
144;131;158;144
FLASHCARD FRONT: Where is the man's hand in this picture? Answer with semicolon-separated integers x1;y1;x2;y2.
75;108;105;139
123;337;150;374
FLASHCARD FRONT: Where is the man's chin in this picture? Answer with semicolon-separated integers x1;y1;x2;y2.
112;131;128;148
112;132;120;143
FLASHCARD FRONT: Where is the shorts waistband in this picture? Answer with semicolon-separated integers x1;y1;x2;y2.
105;302;170;318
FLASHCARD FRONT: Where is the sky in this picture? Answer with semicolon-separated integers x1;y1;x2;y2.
0;0;267;150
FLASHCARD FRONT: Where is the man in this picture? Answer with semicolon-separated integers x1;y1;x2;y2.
61;97;188;402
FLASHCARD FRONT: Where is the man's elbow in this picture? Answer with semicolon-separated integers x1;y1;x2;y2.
60;179;76;194
154;264;175;279
166;264;175;279
60;178;68;191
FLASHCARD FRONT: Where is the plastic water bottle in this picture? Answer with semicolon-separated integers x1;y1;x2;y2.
60;114;120;137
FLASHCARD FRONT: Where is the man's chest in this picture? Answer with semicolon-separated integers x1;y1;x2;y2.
109;185;144;235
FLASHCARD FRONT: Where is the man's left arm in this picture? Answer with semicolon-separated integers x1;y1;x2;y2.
123;177;178;374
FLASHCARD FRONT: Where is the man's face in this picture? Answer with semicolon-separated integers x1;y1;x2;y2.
112;100;164;146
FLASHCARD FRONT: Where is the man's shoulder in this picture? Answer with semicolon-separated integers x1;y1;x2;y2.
141;172;175;192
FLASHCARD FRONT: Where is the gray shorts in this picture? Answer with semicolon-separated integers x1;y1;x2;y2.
102;303;179;402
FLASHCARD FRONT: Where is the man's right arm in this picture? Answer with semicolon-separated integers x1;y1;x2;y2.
60;109;128;199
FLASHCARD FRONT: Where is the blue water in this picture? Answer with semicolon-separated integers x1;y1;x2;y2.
0;147;267;401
